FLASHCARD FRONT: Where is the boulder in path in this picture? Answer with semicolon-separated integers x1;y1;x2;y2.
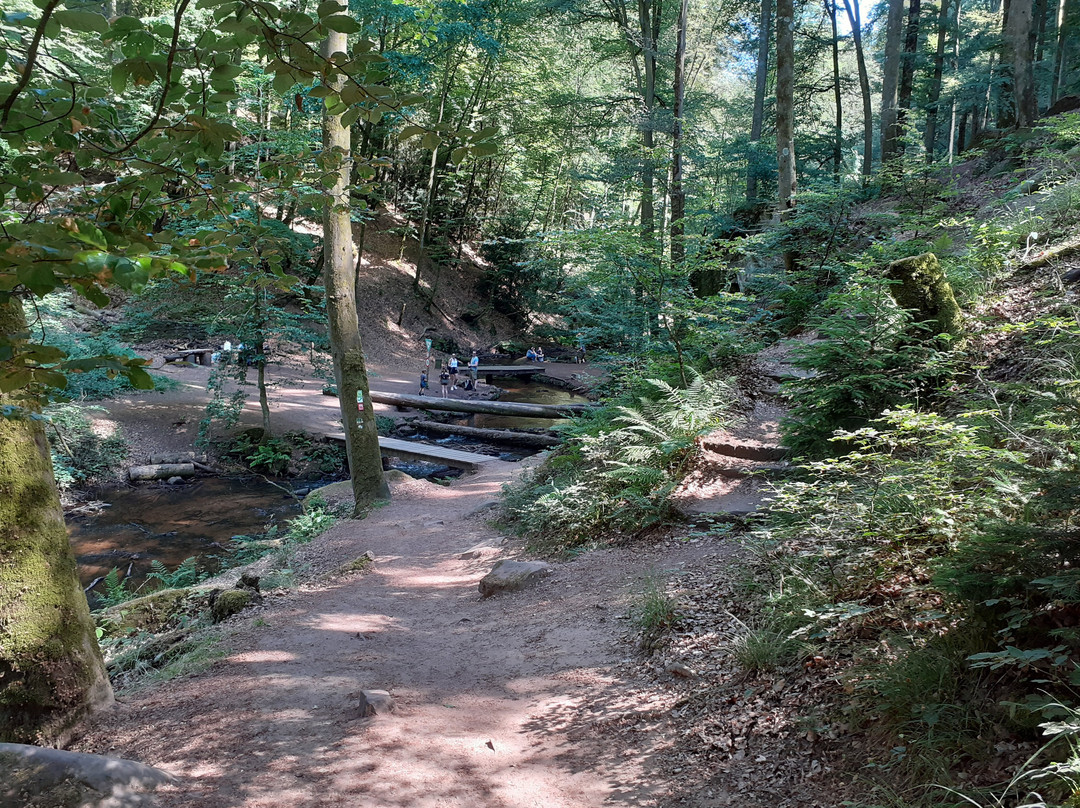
358;690;395;717
0;742;178;808
478;560;551;597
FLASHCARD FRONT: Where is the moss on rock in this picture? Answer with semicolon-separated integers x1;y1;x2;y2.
211;590;254;623
96;589;192;637
884;253;963;338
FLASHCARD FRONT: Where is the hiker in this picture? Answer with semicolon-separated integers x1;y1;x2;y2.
448;354;459;390
419;370;429;396
535;346;545;362
526;347;537;362
439;366;450;398
469;351;480;385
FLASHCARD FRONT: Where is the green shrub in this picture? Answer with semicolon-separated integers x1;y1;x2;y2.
781;275;955;457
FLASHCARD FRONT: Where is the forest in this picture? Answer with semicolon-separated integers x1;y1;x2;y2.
1;0;1079;802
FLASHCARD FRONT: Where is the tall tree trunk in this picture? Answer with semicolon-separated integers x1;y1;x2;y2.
1052;0;1074;102
881;0;907;165
842;0;874;177
322;32;389;511
747;0;773;201
998;0;1016;126
828;0;842;180
638;0;658;258
1007;0;1038;126
948;0;963;161
924;0;951;161
896;0;923;156
670;0;689;267
0;299;113;744
776;0;796;265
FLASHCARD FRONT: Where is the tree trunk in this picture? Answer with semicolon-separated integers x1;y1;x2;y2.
1052;0;1073;102
638;0;658;259
747;0;773;201
924;0;951;161
998;0;1016;126
670;0;689;267
948;0;963;161
776;0;796;220
828;0;842;180
322;32;389;511
881;0;907;165
896;0;923;157
0;299;113;744
842;0;874;177
1007;0;1038;126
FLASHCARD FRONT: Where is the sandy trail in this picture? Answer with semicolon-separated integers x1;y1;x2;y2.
75;458;726;806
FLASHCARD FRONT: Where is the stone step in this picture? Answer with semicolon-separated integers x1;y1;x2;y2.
701;437;788;462
712;461;791;479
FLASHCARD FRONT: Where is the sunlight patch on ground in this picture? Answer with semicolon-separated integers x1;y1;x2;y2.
309;611;400;634
225;649;297;663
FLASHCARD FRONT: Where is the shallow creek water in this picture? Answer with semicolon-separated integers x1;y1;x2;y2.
68;477;301;602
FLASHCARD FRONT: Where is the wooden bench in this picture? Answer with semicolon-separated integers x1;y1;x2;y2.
163;349;214;366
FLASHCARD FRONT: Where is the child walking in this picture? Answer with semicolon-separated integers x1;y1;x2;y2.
419;371;429;396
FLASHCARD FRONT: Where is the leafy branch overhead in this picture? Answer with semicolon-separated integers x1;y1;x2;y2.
0;0;498;404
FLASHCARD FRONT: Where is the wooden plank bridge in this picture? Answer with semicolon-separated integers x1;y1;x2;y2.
367;390;590;419
324;434;500;472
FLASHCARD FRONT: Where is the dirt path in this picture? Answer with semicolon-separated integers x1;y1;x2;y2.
74;460;734;806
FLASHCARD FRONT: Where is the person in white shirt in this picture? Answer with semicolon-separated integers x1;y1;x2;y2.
448;354;459;390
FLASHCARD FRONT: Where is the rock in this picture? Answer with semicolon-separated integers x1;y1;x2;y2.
237;573;260;592
884;252;963;338
383;469;415;484
478;560;551;597
463;500;500;519
211;589;254;623
358;690;394;717
665;662;696;679
458;541;500;560
396;425;416;436
166;476;185;485
97;588;191;636
336;551;375;574
0;742;178;808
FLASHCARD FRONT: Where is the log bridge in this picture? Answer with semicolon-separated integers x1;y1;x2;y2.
324;434;499;472
368;390;590;419
475;365;545;385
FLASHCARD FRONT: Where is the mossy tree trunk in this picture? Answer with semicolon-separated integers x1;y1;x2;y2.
0;300;113;743
884;252;963;338
321;30;389;512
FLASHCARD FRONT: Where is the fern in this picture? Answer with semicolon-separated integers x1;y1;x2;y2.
502;371;735;549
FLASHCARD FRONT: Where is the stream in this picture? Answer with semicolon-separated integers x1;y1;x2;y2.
68;380;586;605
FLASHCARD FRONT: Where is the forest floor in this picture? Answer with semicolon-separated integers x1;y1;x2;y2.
72;347;846;807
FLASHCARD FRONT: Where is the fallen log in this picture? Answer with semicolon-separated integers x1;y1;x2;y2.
128;463;195;482
414;421;562;448
368;390;590;419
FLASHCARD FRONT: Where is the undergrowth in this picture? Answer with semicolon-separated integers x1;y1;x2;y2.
500;371;735;552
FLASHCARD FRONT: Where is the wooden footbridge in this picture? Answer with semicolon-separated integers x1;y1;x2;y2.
324;434;500;472
367;391;591;418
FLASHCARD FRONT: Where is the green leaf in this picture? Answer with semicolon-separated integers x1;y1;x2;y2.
421;132;441;150
322;14;361;33
340;107;362;128
54;9;109;33
317;0;346;16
